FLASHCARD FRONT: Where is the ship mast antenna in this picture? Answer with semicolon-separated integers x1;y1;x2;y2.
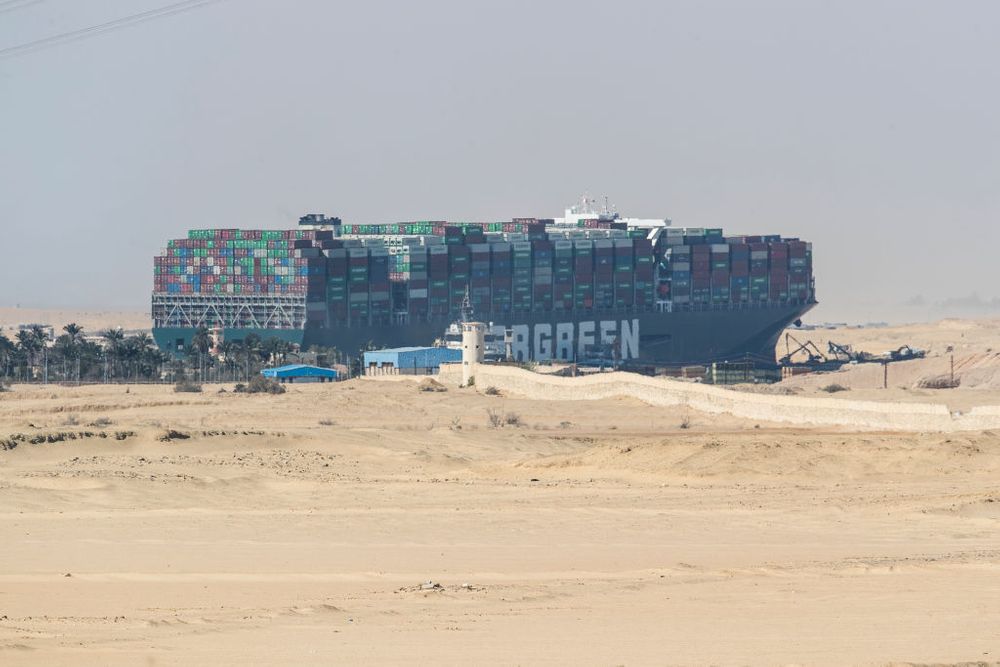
461;285;473;323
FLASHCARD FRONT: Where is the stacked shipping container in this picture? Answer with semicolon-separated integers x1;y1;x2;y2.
153;229;328;298
154;221;813;331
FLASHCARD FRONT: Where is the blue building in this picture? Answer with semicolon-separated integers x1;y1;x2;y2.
260;364;339;383
363;346;461;376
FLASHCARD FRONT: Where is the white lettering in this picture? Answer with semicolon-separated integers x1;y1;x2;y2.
534;323;552;361
511;324;530;362
555;322;574;360
599;320;617;345
578;321;595;357
620;319;639;360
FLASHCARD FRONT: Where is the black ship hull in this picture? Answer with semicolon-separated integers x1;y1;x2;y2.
154;301;814;367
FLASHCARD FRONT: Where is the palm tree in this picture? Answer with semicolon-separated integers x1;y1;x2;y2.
121;336;145;381
145;348;170;382
61;323;84;382
263;337;291;366
237;334;263;381
120;333;160;381
217;341;240;381
191;326;212;355
0;333;15;382
15;327;47;382
63;323;84;345
101;328;125;381
76;340;104;383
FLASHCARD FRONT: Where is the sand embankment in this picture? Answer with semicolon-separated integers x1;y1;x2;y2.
435;363;1000;431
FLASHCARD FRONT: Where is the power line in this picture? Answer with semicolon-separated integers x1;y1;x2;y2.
0;0;226;60
0;0;44;15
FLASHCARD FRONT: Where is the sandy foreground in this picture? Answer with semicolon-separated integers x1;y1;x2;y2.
0;380;999;666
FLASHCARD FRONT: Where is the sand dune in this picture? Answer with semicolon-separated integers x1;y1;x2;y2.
0;307;150;334
780;318;1000;393
2;379;1000;665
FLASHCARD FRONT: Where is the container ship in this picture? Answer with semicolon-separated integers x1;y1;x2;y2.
152;200;816;365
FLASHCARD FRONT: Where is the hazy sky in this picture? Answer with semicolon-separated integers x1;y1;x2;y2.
2;0;998;323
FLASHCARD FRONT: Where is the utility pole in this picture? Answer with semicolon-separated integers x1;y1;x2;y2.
882;361;888;389
947;345;955;388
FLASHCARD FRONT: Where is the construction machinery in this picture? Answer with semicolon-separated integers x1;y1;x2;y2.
780;333;829;366
826;340;926;364
888;344;926;361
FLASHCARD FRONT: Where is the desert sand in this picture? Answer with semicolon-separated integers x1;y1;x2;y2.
2;373;1000;666
0;307;151;335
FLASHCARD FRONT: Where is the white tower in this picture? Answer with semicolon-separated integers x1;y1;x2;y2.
461;321;485;387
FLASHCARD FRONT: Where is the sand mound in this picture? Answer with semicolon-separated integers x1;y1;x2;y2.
417;378;447;392
520;432;1000;480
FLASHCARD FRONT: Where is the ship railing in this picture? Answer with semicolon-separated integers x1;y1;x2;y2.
320;297;815;329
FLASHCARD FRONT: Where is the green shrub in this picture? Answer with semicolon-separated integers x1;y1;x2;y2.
245;375;286;394
174;379;202;393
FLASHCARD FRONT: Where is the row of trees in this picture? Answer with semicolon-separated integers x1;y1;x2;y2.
0;324;352;385
0;324;168;384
